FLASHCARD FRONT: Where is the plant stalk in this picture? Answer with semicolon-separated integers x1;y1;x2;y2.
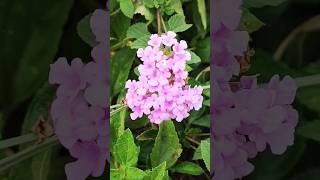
0;134;37;150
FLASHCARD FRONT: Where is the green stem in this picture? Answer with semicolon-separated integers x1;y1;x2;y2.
0;134;37;150
296;74;320;88
156;9;161;34
0;136;59;172
161;16;168;33
110;8;120;16
202;85;210;90
111;105;128;116
110;104;122;109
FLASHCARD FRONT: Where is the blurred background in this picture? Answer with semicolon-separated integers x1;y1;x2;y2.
244;0;320;179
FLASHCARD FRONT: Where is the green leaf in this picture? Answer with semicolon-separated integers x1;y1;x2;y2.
172;162;204;175
0;0;73;109
200;139;210;171
196;37;210;62
168;14;192;33
21;83;54;134
119;0;135;18
191;115;210;128
239;9;265;33
137;128;158;141
77;13;96;47
143;0;155;8
113;129;140;167
135;4;154;21
143;162;167;180
110;48;136;97
192;146;202;160
243;0;287;8
111;12;131;40
125;167;147;179
203;99;210;107
31;149;52;180
297;85;320;113
187;51;201;64
127;23;150;39
196;0;207;30
111;169;125;180
297;120;320;142
164;0;184;16
150;121;182;168
131;35;151;49
111;90;128;149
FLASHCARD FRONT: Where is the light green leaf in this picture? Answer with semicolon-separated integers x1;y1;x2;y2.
135;4;154;21
240;9;265;33
111;169;125;180
192;146;202;160
200;139;210;171
113;129;140;167
127;23;150;39
168;14;192;33
110;48;136;96
151;121;182;168
143;162;167;180
197;0;207;30
143;0;155;8
126;167;147;180
77;13;96;47
164;0;184;16
188;51;201;64
131;35;151;49
172;162;204;175
119;0;135;18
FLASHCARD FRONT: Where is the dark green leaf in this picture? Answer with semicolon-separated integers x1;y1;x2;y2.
196;37;210;62
77;13;97;47
243;0;287;8
297;120;320;142
0;0;73;109
110;48;136;97
240;9;265;33
191;115;210;128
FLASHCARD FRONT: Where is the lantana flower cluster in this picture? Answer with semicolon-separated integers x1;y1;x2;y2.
212;0;298;180
49;9;107;180
125;31;203;124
